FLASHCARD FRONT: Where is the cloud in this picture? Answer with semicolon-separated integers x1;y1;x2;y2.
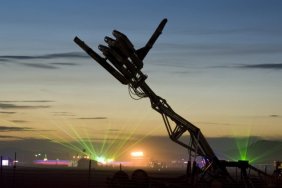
51;62;78;66
270;115;281;118
0;111;16;114
75;117;107;120
52;112;76;117
79;138;122;142
0;135;22;139
0;103;50;109
0;100;54;103
0;52;86;69
0;58;10;62
18;62;78;69
157;42;282;56
10;120;28;123
196;121;234;127
0;126;33;132
178;27;282;37
239;63;282;70
0;100;53;110
0;52;87;61
21;63;58;69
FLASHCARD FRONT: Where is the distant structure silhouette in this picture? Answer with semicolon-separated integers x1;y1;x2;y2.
77;158;97;169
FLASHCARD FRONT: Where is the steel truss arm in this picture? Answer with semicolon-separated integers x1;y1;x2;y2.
139;82;216;160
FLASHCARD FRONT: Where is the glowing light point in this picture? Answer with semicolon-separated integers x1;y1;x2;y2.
96;156;106;164
43;154;48;161
131;151;144;157
2;160;9;166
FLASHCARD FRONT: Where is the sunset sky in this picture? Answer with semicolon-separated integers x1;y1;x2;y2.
0;0;282;161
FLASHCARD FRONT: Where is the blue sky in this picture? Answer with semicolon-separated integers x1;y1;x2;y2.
0;0;282;161
2;0;281;51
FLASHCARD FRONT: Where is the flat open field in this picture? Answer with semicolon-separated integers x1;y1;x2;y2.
1;166;114;188
0;166;185;188
1;166;281;188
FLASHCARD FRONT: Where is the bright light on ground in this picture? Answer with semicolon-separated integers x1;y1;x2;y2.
95;156;115;165
131;151;144;157
96;156;106;164
2;160;9;166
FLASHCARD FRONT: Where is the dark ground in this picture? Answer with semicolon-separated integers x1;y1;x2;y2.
1;166;281;188
0;166;185;188
1;166;115;188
